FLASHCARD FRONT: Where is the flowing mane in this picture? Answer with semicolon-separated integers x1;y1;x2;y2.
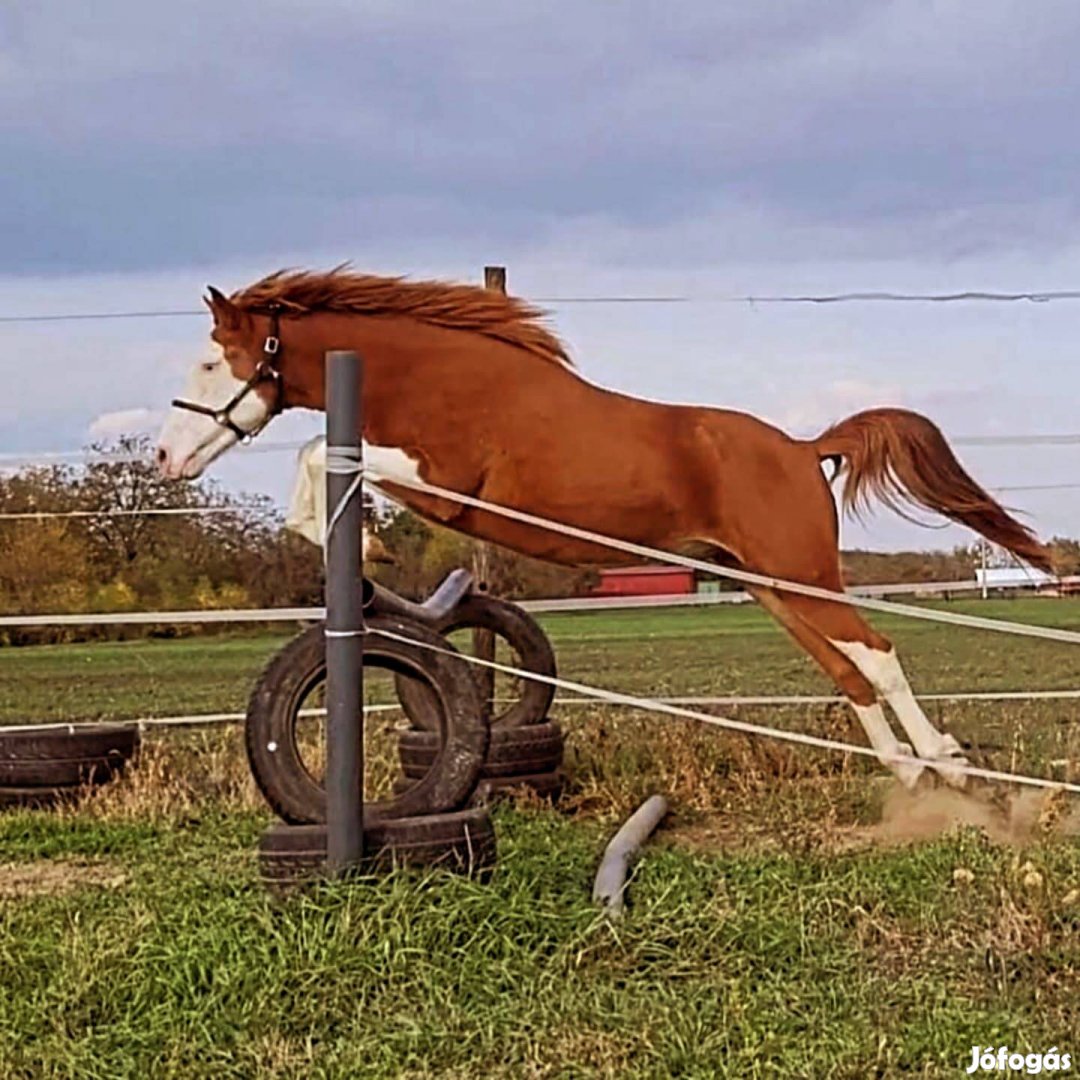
231;267;572;367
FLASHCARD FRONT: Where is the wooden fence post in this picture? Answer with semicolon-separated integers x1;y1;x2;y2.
471;266;507;717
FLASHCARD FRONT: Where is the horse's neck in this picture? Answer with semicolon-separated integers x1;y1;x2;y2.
288;314;411;406
303;312;564;404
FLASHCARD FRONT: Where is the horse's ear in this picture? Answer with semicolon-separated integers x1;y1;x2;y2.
204;286;244;331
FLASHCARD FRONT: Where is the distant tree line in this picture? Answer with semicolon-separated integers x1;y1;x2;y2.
842;539;1080;585
840;547;977;586
0;437;322;644
2;436;1076;646
0;437;589;645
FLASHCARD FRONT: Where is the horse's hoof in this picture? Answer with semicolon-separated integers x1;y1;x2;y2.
929;734;970;789
888;742;925;791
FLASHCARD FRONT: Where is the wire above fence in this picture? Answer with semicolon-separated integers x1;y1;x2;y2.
4;430;1080;477
0;440;310;467
6;288;1080;324
0;505;277;521
359;464;1080;648
0;478;1071;523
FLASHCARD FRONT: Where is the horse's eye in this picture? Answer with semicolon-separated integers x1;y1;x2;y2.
202;362;217;373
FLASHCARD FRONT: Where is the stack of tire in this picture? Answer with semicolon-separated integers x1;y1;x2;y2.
246;590;563;892
393;593;564;805
248;615;501;891
0;724;139;809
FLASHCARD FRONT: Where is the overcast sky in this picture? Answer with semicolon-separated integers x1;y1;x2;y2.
3;1;1080;553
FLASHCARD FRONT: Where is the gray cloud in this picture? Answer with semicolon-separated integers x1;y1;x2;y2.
4;2;1080;552
4;2;1080;273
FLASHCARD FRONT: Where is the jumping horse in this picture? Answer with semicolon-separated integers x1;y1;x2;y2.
156;268;1052;790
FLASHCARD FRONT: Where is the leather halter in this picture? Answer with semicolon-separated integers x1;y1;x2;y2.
170;304;285;444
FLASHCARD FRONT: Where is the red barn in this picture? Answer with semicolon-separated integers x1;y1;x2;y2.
588;565;696;597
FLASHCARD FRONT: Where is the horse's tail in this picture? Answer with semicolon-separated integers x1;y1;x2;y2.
813;407;1052;573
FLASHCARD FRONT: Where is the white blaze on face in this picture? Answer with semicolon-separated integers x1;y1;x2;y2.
156;345;272;479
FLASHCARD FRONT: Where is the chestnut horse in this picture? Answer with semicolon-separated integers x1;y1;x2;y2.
156;269;1051;790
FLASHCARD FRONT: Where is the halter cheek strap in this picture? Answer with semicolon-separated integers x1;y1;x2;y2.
171;304;285;444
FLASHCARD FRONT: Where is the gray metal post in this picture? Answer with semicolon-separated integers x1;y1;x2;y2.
325;350;364;873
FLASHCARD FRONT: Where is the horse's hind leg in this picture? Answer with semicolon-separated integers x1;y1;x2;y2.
749;587;925;789
777;592;970;788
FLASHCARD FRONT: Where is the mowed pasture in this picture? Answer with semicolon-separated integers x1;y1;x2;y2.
2;600;1080;1077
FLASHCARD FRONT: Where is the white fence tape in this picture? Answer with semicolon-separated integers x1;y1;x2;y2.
369;625;1080;796
8;686;1080;738
0;506;274;521
5;687;1080;738
0;606;320;628
0;704;402;736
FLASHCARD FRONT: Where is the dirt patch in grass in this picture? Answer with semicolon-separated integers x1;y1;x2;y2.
0;858;126;900
666;779;1080;856
864;782;1080;847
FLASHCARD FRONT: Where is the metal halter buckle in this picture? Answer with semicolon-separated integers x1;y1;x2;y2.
170;303;284;444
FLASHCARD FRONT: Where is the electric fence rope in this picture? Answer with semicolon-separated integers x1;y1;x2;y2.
370;625;1080;795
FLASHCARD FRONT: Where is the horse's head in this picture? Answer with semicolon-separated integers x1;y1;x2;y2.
156;288;284;479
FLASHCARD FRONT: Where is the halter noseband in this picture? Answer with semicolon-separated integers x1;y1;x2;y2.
171;304;285;445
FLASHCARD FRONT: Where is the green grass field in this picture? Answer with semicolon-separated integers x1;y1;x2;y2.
6;596;1080;713
2;600;1080;1076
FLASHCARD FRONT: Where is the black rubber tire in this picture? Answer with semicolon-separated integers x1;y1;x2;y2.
245;616;488;826
399;722;564;780
0;725;138;790
391;770;564;804
0;724;138;760
394;595;556;731
0;785;78;810
258;808;497;890
0;756;129;787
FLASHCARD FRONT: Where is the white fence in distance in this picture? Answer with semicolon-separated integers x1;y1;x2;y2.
2;575;1075;629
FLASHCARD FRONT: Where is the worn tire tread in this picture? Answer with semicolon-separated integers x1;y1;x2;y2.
245;618;487;825
394;595;555;731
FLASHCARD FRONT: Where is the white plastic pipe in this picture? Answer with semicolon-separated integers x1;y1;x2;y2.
592;794;669;918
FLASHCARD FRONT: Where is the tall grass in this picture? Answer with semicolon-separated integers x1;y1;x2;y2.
2;600;1080;1075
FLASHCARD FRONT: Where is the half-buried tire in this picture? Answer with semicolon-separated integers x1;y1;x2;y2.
245;616;488;826
391;770;565;805
0;785;76;810
0;724;139;795
398;722;564;780
259;808;497;891
473;771;565;804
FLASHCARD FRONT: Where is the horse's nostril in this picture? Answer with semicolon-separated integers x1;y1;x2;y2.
156;446;169;469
